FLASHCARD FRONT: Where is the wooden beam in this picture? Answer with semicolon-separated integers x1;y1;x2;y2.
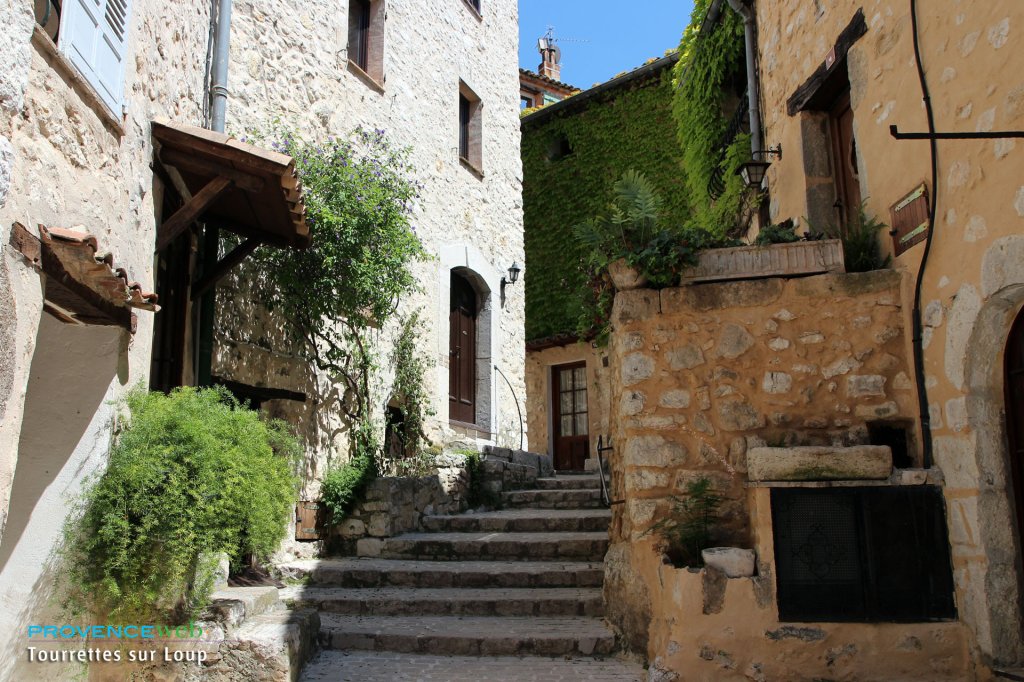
156;175;233;252
786;9;867;116
159;147;265;193
9;222;41;265
211;376;308;403
190;237;261;300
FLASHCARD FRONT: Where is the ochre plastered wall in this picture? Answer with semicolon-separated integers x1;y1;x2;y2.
755;0;1024;663
525;343;611;459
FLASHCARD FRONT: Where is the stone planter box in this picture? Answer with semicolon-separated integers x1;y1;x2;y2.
608;258;649;290
747;445;893;482
680;239;845;284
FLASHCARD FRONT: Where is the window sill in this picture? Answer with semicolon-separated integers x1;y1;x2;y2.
449;419;494;439
31;26;125;137
460;0;483;21
459;156;484;180
346;60;385;94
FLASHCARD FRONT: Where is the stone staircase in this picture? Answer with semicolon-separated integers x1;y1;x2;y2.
281;472;644;681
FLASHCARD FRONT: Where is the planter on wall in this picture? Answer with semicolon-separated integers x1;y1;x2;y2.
608;258;649;290
679;239;845;284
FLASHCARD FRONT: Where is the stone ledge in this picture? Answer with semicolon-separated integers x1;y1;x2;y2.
747;445;892;482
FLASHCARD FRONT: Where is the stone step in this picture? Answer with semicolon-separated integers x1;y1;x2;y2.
278;558;605;588
299;650;645;682
535;475;608;490
422;508;611;533
318;614;616;657
279;586;604;617
204;608;319;682
501;488;605;509
206;585;284;630
358;532;609;562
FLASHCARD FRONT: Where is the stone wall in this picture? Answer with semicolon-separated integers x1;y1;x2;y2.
214;0;527;493
0;1;211;676
603;269;923;662
753;0;1024;664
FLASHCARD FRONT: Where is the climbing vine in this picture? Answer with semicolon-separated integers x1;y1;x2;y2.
248;126;427;424
671;0;754;236
522;65;688;341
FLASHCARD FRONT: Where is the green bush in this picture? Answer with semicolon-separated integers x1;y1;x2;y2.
810;202;892;273
319;419;380;521
754;221;800;246
62;387;300;623
650;476;722;567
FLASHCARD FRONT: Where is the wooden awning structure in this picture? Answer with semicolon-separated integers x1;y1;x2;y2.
9;222;159;333
151;119;310;253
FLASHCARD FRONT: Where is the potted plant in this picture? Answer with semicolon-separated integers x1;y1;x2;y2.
573;170;699;291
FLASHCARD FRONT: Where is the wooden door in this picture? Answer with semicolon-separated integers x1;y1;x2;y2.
829;91;862;231
449;272;477;424
1005;309;1024;570
552;362;589;471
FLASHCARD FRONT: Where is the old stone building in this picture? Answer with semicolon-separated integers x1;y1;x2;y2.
599;0;1024;679
0;0;524;676
521;53;684;472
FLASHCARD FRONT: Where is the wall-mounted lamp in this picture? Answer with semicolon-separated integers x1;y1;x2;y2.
501;262;521;288
737;144;782;189
500;262;520;307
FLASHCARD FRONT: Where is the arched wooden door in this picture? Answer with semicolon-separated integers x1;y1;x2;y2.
449;272;477;424
1005;308;1024;569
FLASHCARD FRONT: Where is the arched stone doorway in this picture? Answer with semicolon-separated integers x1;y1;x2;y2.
1005;308;1024;578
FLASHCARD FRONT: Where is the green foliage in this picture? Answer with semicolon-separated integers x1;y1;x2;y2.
651;476;722;567
671;0;753;235
62;387;299;623
247;126;427;420
319;420;379;521
460;449;501;510
573;171;731;344
522;67;689;340
812;202;892;273
754;221;800;246
384;311;434;464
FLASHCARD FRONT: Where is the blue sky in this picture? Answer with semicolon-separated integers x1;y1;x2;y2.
518;0;695;89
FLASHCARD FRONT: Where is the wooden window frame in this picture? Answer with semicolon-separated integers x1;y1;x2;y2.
458;81;483;177
347;0;385;91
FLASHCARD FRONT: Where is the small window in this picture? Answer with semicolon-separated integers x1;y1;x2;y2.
463;0;482;13
36;0;132;115
458;82;483;175
547;133;572;161
348;0;384;88
520;95;534;110
771;486;956;623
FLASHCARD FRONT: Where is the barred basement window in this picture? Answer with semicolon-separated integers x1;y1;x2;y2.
771;486;956;622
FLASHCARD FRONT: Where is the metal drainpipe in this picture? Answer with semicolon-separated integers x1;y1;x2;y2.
726;0;763;155
197;0;232;386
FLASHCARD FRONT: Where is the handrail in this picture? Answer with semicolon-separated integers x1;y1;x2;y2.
596;435;614;508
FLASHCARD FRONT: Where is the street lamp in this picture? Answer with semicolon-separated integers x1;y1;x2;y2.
737;144;782;189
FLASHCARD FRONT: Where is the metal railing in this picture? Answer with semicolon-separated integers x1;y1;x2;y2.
596;435;620;508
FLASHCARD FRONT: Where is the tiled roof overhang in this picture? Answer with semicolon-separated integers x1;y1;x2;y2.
9;222;158;333
151;119;310;251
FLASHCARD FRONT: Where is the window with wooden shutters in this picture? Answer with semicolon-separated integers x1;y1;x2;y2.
889;184;930;256
53;0;131;115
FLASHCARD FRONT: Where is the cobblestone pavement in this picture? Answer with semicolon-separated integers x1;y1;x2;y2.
299;650;645;681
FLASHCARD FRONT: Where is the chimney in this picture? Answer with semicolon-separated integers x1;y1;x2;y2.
538;40;561;81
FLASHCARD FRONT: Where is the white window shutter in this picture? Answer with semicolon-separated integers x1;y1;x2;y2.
58;0;130;115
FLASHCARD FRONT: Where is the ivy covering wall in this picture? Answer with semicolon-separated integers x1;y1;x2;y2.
522;66;688;341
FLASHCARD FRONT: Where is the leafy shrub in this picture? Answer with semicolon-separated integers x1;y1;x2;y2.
754;221;800;246
319;420;380;521
383;311;434;466
62;387;300;623
812;202;892;273
460;449;501;510
650;476;722;567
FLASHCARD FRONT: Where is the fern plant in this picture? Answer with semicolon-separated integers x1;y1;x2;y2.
649;476;722;567
812;202;892;273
